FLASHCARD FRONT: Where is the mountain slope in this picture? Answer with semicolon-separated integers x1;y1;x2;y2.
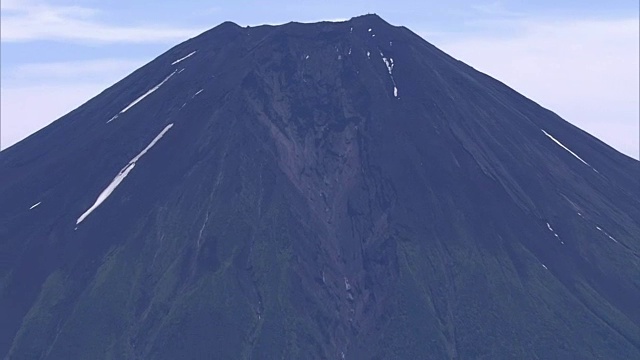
1;14;639;359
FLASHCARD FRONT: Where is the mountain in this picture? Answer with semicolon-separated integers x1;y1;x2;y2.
1;14;639;359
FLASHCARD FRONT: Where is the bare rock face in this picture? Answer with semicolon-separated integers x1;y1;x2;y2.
1;14;639;360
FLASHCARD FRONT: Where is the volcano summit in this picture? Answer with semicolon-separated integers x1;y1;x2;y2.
1;14;639;359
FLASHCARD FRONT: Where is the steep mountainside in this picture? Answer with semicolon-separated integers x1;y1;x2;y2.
1;14;639;359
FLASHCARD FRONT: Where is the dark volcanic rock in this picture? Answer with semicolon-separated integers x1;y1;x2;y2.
1;14;639;359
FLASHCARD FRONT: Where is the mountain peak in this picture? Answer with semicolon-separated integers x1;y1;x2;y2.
349;13;388;24
1;12;639;360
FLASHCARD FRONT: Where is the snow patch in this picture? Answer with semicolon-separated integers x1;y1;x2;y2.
305;55;310;59
76;124;174;225
344;277;351;291
368;28;372;32
29;202;41;210
542;264;548;270
107;70;177;123
171;50;196;65
541;129;598;172
366;51;370;59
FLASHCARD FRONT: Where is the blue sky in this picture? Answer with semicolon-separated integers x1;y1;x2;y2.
1;0;638;158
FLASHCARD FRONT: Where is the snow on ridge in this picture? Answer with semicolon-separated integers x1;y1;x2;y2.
107;70;178;123
541;129;598;173
171;51;197;65
76;124;174;225
29;202;41;210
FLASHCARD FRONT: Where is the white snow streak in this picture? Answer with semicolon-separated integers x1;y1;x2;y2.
76;124;174;225
107;70;177;123
546;222;564;244
193;89;204;97
171;51;197;65
541;129;598;172
542;264;548;270
29;202;41;210
381;56;394;74
596;226;619;244
380;51;399;98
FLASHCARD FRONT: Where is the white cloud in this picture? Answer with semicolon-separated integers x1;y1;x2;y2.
0;1;205;43
429;17;640;159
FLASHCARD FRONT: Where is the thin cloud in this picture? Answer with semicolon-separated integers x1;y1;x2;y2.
471;1;525;18
0;1;205;43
